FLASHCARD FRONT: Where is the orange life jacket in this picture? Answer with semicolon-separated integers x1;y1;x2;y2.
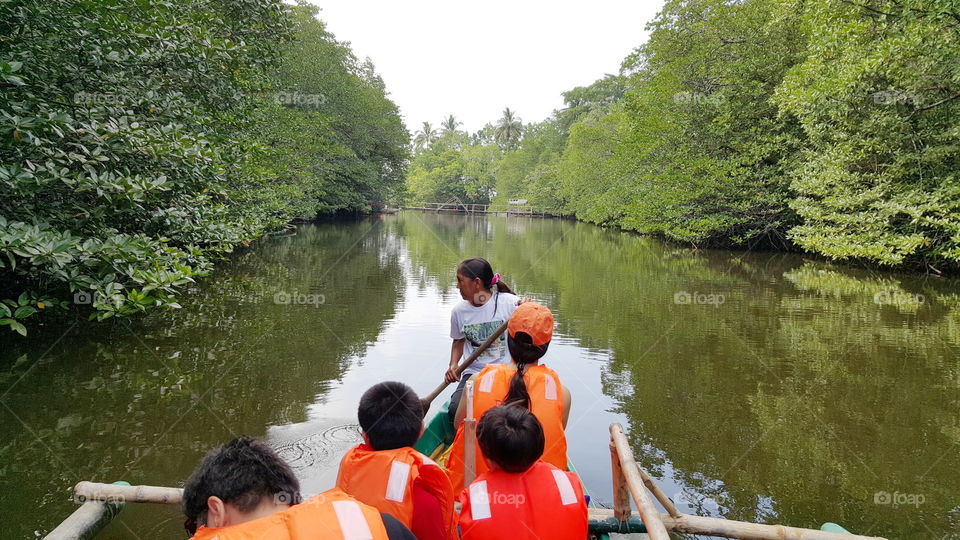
189;488;390;540
445;363;567;492
458;460;588;540
336;444;458;540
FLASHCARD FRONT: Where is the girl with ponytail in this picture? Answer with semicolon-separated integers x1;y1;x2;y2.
443;301;572;492
445;258;520;426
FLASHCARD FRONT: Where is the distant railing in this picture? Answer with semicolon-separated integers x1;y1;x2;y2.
400;201;553;217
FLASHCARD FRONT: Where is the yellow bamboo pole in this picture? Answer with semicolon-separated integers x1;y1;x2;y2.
463;379;477;485
587;509;887;540
609;443;631;521
635;463;682;518
609;423;670;540
74;481;182;504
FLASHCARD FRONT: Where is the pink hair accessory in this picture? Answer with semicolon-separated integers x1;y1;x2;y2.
491;273;501;285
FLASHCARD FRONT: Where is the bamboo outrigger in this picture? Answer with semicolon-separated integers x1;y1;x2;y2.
412;403;886;540
51;409;887;539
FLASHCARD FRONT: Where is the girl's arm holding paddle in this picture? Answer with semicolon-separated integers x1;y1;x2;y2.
445;339;465;384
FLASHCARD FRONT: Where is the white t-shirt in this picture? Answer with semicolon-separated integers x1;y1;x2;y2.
450;291;520;376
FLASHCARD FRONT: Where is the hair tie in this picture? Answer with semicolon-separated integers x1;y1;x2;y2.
491;273;501;286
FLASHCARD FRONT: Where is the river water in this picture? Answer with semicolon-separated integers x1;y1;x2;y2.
1;213;957;538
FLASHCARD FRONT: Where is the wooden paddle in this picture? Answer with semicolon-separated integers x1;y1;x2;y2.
418;320;508;416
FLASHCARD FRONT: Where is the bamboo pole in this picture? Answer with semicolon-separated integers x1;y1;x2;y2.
418;320;509;416
45;500;123;540
609;424;670;540
463;379;477;485
635;463;682;518
609;443;631;521
68;484;887;540
74;481;183;505
463;418;478;485
588;509;886;540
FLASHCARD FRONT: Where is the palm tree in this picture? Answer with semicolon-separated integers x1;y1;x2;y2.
494;108;522;150
413;121;438;152
441;114;462;134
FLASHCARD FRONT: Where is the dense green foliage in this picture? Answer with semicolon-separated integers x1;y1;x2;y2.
775;0;960;266
406;0;960;271
257;5;408;218
619;0;806;246
0;0;407;333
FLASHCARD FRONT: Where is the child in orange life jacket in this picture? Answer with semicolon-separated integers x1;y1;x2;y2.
459;405;588;540
182;437;415;540
336;381;458;540
445;301;572;491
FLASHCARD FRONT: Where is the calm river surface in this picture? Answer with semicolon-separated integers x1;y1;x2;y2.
1;213;958;538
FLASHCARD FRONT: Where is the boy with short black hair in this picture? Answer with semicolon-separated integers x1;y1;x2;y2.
182;436;415;539
182;437;301;534
459;406;588;540
337;381;458;540
357;380;424;449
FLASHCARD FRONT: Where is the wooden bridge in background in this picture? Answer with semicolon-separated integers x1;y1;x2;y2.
401;198;554;218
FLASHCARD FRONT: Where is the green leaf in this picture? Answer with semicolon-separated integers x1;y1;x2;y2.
14;306;37;319
12;354;29;369
9;321;26;336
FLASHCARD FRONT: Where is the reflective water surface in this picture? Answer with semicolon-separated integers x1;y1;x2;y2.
1;213;957;538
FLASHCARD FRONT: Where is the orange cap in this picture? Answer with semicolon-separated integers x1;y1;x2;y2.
508;302;554;347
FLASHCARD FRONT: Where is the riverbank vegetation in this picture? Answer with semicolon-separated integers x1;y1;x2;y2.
405;0;960;272
0;1;408;333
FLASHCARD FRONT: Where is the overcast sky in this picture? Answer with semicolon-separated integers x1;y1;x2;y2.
310;0;665;134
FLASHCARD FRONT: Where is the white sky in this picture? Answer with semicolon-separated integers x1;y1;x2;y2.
310;0;665;134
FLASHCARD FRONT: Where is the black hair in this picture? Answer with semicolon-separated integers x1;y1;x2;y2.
477;405;544;473
457;258;513;294
503;331;550;409
458;258;514;314
182;437;300;528
358;381;423;450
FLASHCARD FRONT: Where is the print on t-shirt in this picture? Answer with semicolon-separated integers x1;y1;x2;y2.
463;320;506;360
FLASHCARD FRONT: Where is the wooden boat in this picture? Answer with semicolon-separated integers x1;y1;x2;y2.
47;408;886;539
415;402;883;540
